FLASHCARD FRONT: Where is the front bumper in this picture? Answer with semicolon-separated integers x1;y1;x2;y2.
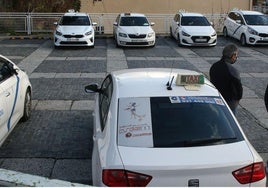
117;35;155;47
180;35;217;46
54;34;95;47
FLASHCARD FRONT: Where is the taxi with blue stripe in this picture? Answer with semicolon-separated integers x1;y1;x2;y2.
85;68;266;187
0;55;32;146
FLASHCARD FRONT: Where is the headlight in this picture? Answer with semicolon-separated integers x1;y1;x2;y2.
55;30;62;36
211;31;217;37
147;32;154;38
85;30;93;36
182;31;191;37
119;32;127;37
247;27;258;35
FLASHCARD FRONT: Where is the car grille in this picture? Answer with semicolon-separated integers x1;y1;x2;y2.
60;41;88;45
259;33;268;37
126;42;149;45
63;35;84;38
191;36;210;43
128;34;147;39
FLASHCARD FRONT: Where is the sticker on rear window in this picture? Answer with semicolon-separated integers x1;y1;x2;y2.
118;97;153;147
169;96;225;106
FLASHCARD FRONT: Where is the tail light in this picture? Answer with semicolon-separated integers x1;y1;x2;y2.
102;169;152;187
232;162;266;184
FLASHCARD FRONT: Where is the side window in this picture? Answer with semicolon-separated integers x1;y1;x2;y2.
99;75;113;131
173;14;178;22
0;59;12;82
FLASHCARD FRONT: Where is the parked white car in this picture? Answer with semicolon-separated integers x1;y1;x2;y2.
113;13;156;47
170;12;217;46
223;10;268;46
0;55;32;146
54;10;97;47
85;68;266;187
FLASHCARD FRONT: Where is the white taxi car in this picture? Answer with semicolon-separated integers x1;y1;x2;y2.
113;13;156;47
170;12;217;46
0;55;32;146
54;10;97;47
85;68;266;186
223;10;268;46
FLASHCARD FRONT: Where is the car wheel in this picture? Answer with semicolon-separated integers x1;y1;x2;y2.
223;27;228;37
240;34;247;46
21;89;31;122
170;27;173;38
177;34;181;46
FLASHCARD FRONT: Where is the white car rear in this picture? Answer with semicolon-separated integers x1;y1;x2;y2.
86;68;266;187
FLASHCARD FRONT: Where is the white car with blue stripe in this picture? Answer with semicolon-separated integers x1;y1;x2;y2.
0;55;32;146
85;68;266;186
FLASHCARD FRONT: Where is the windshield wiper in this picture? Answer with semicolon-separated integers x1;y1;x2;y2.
165;137;237;147
183;137;237;147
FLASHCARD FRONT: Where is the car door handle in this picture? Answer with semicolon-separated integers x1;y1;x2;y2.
5;91;10;97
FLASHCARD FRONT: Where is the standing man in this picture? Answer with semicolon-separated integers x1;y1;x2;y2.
209;44;243;116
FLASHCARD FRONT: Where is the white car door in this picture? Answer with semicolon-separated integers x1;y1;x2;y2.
171;14;180;39
0;84;8;145
0;62;19;132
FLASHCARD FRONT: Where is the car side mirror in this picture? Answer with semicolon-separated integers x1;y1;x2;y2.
176;21;180;25
150;22;155;26
235;20;242;24
85;84;100;93
92;22;97;26
113;22;118;26
7;62;18;75
54;22;58;26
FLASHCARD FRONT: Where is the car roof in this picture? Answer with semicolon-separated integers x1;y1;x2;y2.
179;12;205;17
111;68;218;98
119;13;146;17
63;12;88;17
232;10;264;15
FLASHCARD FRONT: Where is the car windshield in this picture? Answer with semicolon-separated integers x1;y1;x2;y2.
59;16;91;26
117;96;243;148
181;16;210;26
243;14;268;25
119;16;149;26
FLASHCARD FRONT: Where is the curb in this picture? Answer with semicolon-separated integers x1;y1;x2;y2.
0;168;90;187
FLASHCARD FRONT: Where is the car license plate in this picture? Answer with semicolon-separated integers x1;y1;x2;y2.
67;38;79;41
131;39;146;42
195;38;207;42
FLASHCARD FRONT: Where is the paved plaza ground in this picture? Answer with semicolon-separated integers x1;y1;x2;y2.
0;35;267;185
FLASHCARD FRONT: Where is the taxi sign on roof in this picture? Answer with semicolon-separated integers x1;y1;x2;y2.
176;74;204;85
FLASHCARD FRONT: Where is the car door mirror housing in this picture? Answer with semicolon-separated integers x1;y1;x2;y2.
85;84;100;93
235;20;242;24
113;22;118;26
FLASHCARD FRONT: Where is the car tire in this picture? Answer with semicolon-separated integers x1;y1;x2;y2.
223;27;228;37
177;34;182;46
240;34;247;46
170;27;173;38
21;89;31;122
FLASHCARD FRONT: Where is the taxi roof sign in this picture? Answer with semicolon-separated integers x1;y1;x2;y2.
176;74;205;85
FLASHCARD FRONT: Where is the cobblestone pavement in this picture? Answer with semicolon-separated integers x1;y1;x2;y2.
0;36;267;185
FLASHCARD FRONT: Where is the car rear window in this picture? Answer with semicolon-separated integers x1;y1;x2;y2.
118;96;243;147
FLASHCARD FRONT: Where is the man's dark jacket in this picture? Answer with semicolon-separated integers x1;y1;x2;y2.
209;58;243;102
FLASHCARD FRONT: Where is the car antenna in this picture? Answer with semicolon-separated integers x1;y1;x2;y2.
166;62;174;90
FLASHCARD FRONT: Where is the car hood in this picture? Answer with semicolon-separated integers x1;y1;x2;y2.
118;141;256;186
56;25;93;34
119;26;154;35
248;25;268;33
182;26;215;35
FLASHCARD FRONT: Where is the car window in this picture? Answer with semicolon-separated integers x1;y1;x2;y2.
118;96;243;147
120;16;149;26
99;75;113;131
0;59;12;82
181;16;210;26
243;15;268;25
60;16;91;26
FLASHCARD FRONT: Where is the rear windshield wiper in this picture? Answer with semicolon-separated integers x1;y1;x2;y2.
165;137;237;147
183;137;237;147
